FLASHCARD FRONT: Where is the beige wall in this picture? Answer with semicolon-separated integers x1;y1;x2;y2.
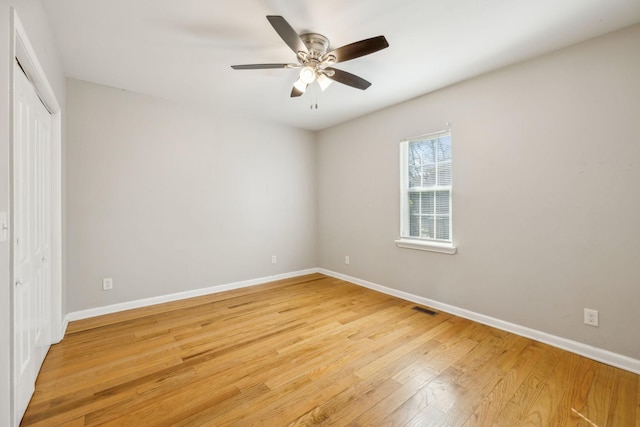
0;0;66;424
317;24;640;359
65;79;317;312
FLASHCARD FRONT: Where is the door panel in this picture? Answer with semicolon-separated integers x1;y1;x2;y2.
14;65;35;418
34;89;52;367
13;61;52;424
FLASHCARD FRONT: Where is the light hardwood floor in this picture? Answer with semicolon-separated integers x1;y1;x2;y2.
22;273;639;426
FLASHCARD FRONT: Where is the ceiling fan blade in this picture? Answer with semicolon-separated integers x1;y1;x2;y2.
231;64;291;70
291;83;306;97
323;35;389;63
267;15;309;55
324;67;372;90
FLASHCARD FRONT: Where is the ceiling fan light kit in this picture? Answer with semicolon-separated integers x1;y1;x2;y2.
316;73;332;91
231;15;389;98
299;66;317;84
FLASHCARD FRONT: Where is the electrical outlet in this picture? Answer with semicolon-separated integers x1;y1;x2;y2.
345;256;350;265
584;308;598;327
271;255;277;264
102;278;113;291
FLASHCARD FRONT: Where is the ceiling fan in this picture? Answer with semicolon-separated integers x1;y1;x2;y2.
231;15;389;97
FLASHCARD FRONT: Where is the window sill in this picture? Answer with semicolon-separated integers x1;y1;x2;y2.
394;239;457;255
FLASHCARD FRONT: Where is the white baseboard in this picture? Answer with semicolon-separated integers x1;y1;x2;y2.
60;267;639;375
319;269;640;375
57;317;69;342
63;268;320;325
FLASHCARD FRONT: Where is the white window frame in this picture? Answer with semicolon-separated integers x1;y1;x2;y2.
395;129;457;254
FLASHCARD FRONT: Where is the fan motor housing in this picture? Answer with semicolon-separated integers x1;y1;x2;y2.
300;33;330;58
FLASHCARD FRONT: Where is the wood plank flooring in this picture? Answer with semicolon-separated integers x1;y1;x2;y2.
21;273;639;426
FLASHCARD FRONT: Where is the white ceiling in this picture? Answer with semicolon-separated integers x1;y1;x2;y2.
42;0;640;131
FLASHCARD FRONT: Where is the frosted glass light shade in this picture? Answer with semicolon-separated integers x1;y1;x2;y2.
299;66;316;84
317;73;332;91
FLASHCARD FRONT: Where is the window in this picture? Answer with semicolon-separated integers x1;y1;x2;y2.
396;130;456;254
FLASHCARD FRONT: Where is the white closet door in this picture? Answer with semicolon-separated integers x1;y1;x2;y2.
13;61;53;425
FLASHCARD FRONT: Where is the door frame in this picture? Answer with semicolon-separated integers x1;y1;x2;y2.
9;8;63;426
